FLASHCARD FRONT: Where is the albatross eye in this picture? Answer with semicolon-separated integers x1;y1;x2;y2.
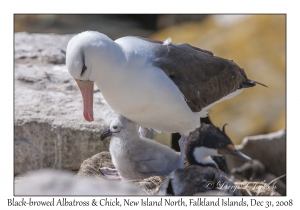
81;65;87;75
113;126;118;130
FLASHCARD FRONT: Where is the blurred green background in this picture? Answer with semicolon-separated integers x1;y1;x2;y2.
14;14;286;145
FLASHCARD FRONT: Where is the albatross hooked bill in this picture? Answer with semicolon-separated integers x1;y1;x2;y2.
100;127;113;140
75;79;94;122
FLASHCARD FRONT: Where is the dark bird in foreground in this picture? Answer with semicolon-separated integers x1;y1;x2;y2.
158;123;252;196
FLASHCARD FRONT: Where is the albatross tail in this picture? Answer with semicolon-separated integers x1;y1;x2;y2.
241;80;268;88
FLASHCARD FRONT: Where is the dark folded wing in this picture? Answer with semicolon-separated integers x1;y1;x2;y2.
136;36;260;112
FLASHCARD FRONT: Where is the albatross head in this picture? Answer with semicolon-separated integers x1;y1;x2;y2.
100;116;139;141
66;31;119;122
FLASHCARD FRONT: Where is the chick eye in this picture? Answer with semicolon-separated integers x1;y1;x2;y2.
219;143;225;148
113;126;118;130
81;65;87;76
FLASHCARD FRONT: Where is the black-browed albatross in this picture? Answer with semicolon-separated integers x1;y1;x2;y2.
66;31;266;169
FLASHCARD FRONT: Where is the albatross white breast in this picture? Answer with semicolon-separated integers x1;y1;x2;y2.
66;31;266;168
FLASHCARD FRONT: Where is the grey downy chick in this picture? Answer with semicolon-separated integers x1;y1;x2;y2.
100;115;180;181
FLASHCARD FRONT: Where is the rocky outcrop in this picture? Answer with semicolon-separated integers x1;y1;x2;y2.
14;32;117;175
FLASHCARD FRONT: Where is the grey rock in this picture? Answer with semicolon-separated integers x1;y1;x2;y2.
14;32;117;175
14;32;72;63
226;129;286;183
15;169;145;195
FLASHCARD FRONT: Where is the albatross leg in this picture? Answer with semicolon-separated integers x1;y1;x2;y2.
100;167;121;180
178;134;187;168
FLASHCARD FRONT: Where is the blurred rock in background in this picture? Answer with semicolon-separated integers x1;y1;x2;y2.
14;14;206;40
15;14;154;39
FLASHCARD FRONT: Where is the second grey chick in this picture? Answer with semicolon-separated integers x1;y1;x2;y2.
100;116;180;180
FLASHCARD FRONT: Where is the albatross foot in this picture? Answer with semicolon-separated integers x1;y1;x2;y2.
178;135;187;169
100;167;121;180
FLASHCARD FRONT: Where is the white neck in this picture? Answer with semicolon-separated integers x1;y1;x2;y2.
193;147;218;165
92;43;126;84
